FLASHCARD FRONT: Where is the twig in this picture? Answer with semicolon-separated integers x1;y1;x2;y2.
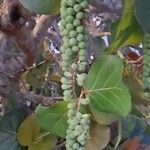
21;93;63;106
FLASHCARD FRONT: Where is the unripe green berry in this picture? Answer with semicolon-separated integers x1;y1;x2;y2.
76;73;87;86
76;26;84;33
78;41;86;49
73;143;80;149
68;0;76;6
63;42;70;48
69;30;77;38
66;144;71;150
63;36;68;41
73;19;80;26
80;0;89;8
62;60;69;67
79;49;86;56
77;79;84;86
61;84;72;90
69;38;78;46
72;46;79;52
62;29;69;36
77;73;87;81
76;111;82;119
77;34;85;41
74;4;82;12
77;134;85;142
71;63;78;70
64;95;74;102
84;125;90;130
80;97;90;105
62;67;68;72
68;109;76;117
60;11;67;18
66;15;74;23
61;77;69;84
68;103;76;109
80;140;86;146
64;72;72;78
67;139;75;147
82;114;90;120
63;90;72;96
70;120;79;128
79;56;86;61
65;48;73;56
60;19;67;26
66;23;74;31
62;53;66;58
60;46;65;53
74;125;83;134
59;26;65;33
67;7;75;15
67;118;73;124
67;132;76;139
61;0;68;6
81;118;90;125
76;12;84;19
144;92;150;98
78;64;86;71
78;61;86;68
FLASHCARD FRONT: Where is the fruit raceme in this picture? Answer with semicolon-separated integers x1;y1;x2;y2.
59;0;90;149
143;34;150;99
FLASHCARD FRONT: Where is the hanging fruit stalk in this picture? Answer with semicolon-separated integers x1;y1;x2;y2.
142;34;150;99
59;0;91;149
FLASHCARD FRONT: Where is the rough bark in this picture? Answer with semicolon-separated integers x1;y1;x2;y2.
0;0;59;112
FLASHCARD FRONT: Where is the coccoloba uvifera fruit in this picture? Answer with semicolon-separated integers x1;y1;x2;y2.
67;7;75;15
72;46;80;52
60;0;90;149
76;11;84;19
73;4;82;12
78;62;87;72
64;72;72;78
142;34;150;99
77;34;85;41
81;0;89;8
61;84;72;90
76;73;87;86
80;97;90;105
73;19;80;26
66;111;90;149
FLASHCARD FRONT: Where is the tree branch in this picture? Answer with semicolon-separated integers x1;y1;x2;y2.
21;93;63;106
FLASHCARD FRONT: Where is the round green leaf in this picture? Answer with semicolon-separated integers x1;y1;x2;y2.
19;0;61;15
84;55;131;117
17;114;40;146
91;36;106;59
0;109;27;150
135;0;150;33
28;135;57;150
90;104;120;125
35;101;68;138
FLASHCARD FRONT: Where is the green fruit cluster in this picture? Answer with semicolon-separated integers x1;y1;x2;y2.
143;34;150;99
60;0;88;72
76;73;87;86
59;0;90;149
80;97;90;105
60;0;89;104
66;110;90;150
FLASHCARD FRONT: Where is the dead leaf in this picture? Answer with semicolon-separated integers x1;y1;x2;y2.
86;123;110;150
